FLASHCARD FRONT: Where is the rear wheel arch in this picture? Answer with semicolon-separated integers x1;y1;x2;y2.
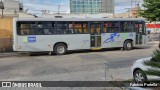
54;42;68;49
124;39;133;44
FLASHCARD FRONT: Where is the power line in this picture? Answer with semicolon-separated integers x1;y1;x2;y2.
22;1;137;14
22;2;69;6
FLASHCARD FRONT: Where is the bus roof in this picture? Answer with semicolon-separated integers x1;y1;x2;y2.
14;18;145;22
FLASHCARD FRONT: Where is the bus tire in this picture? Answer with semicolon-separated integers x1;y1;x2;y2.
54;43;67;55
124;40;133;50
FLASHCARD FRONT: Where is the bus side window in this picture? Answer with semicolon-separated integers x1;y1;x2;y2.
56;22;68;34
134;22;144;34
37;21;54;35
120;21;133;32
44;29;52;35
105;22;120;33
17;21;35;35
120;22;125;32
103;23;108;33
83;23;88;34
67;22;74;34
66;29;73;34
73;22;88;34
50;22;56;34
74;22;82;34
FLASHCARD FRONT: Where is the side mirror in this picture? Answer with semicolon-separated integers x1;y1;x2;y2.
147;30;151;34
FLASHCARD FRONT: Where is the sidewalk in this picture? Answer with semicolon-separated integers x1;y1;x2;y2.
147;41;159;46
0;52;20;58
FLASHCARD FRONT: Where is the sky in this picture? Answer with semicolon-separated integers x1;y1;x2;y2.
20;0;143;15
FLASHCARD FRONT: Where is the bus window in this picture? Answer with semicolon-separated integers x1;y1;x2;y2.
50;22;56;34
83;23;88;34
37;22;53;35
96;24;101;35
139;24;143;33
104;22;120;33
74;22;83;34
90;24;96;35
134;22;145;34
17;21;36;35
120;21;133;32
103;23;108;33
67;22;74;34
73;22;89;34
57;22;68;34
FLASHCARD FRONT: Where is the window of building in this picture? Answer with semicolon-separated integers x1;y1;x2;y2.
77;1;81;4
72;1;76;4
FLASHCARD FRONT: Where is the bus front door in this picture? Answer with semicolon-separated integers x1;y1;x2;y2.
135;22;144;45
90;23;102;49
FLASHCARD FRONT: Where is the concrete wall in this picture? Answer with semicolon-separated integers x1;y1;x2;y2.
4;0;21;12
0;12;34;51
0;17;13;51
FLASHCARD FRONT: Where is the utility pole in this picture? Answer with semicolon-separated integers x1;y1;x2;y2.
58;5;60;16
0;0;3;18
137;0;140;18
131;0;134;18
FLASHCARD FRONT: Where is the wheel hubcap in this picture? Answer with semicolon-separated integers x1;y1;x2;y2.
135;73;144;82
127;43;131;48
57;46;65;54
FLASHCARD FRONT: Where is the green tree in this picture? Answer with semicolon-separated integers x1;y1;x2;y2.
144;49;160;76
139;0;160;22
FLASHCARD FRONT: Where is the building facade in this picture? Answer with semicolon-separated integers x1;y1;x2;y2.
115;6;140;18
0;0;34;51
3;0;23;12
70;0;114;14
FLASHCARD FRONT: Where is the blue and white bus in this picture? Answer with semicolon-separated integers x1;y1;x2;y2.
13;18;147;55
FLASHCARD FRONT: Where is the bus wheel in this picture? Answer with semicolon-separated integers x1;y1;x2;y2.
54;43;67;55
124;40;133;50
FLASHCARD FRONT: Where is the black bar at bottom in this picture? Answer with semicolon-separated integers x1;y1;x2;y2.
0;81;159;87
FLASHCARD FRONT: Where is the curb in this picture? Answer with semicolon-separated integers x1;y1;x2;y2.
147;41;159;45
0;52;20;58
148;41;159;43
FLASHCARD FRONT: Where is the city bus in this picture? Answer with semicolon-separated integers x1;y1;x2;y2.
13;18;147;55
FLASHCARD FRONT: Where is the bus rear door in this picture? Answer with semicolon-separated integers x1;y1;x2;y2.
135;21;146;45
90;23;102;49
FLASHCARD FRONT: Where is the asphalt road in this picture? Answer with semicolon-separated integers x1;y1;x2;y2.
0;41;159;90
0;44;158;82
